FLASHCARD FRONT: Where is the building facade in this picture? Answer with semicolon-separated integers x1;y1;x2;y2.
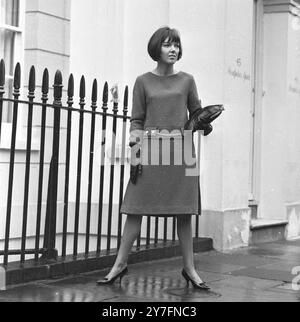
0;0;300;253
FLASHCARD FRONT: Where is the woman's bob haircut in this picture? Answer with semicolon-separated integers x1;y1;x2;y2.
148;26;183;62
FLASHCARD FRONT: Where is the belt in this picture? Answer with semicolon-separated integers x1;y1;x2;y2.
143;127;185;137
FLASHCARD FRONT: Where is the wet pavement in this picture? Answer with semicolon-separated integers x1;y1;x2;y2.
0;239;300;302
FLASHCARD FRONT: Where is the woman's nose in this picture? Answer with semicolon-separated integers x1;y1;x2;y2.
170;44;177;51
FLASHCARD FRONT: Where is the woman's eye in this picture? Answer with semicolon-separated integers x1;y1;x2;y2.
163;42;179;48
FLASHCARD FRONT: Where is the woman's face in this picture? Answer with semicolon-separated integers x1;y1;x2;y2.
159;37;180;65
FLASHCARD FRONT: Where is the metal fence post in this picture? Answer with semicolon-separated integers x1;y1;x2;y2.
4;63;21;266
42;71;62;260
0;59;5;142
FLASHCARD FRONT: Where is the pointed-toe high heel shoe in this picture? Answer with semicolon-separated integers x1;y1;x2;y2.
181;269;211;291
97;266;128;285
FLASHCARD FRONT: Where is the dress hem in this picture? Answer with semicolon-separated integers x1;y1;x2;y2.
120;213;201;217
120;205;201;216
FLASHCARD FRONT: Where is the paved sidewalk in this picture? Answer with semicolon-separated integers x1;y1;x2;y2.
0;239;300;302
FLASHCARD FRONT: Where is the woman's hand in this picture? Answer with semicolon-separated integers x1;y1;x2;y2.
129;141;143;184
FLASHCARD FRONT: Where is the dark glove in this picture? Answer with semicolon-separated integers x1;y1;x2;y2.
184;104;224;136
129;141;142;184
193;121;213;136
130;163;142;184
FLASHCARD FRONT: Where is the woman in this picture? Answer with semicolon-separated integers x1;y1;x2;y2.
97;26;210;290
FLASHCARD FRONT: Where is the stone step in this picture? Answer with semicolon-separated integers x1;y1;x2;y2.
249;219;288;245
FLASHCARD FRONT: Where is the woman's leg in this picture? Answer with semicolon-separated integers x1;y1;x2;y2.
177;214;204;283
104;214;143;279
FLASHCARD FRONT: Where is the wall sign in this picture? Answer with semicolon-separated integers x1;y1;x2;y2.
228;58;250;82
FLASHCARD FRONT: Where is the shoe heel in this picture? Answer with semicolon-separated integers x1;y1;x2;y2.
119;267;128;284
181;270;189;288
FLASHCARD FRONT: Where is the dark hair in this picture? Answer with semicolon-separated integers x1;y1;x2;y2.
147;26;183;62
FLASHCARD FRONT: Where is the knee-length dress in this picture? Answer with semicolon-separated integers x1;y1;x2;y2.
120;71;203;217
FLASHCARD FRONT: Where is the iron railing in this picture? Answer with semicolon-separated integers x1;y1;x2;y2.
0;59;200;267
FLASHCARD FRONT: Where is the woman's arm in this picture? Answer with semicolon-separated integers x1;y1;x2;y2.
187;76;203;117
129;77;145;183
129;76;146;145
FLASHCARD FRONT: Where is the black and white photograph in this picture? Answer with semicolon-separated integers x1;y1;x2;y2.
0;0;300;307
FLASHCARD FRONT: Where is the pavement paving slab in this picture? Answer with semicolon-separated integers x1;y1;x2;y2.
39;268;229;302
194;259;245;274
270;282;300;297
244;244;300;262
257;261;300;272
0;283;94;302
0;240;300;302
194;251;280;267
229;267;296;283
195;286;299;302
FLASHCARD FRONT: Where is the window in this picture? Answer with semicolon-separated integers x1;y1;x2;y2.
0;0;23;122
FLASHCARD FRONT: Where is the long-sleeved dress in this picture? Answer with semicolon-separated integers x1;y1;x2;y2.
120;71;203;217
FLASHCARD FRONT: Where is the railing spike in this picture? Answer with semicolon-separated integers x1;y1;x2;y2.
80;76;85;99
53;70;63;104
28;66;36;93
54;70;62;85
103;82;108;104
68;74;74;98
0;59;5;87
92;79;98;103
13;63;21;90
42;68;49;94
124;86;129;111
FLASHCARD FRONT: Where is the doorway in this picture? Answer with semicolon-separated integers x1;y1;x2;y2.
249;0;264;219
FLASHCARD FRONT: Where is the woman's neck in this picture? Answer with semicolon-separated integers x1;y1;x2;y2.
153;63;176;76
